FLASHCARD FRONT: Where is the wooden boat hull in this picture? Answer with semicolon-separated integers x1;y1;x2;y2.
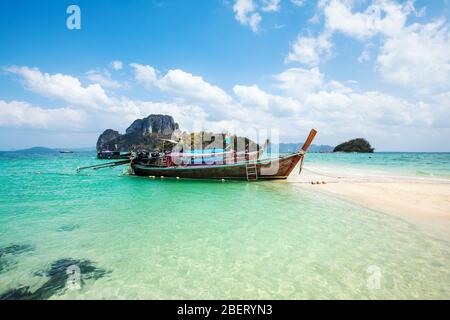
131;153;302;180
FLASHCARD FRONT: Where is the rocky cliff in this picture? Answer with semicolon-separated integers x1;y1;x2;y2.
97;114;264;153
96;114;179;152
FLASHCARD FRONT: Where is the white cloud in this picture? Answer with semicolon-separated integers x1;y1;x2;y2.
158;69;233;106
273;67;324;100
110;60;123;71
377;20;450;91
286;0;419;67
305;89;433;128
231;0;286;32
271;64;436;138
430;91;450;128
233;84;302;115
129;63;158;88
286;33;332;66
229;75;438;147
358;43;373;63
130;64;233;106
2;63;448;150
0;100;84;130
6;66;112;109
116;99;209;132
262;0;281;12
308;13;320;24
86;70;121;89
233;0;262;32
5;65;233;132
288;0;450;92
291;0;306;7
322;0;410;39
320;0;450;91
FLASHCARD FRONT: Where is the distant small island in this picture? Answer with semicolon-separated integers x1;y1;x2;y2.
0;147;96;153
13;147;56;153
333;138;374;153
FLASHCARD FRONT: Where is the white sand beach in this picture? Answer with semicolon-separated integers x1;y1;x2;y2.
289;165;450;241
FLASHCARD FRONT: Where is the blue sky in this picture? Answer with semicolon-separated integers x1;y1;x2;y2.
0;0;449;151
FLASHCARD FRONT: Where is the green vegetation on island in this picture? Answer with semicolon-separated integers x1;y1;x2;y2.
333;138;374;153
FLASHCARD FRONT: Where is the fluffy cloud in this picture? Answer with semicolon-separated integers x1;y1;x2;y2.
158;69;233;105
233;0;262;32
110;60;123;71
271;64;435;132
0;100;84;130
430;91;450;128
291;0;306;7
261;0;281;12
305;89;433;128
232;0;291;32
130;64;233;106
129;63;158;87
358;43;373;63
286;33;332;66
3;66;211;132
229;75;437;146
287;0;412;66
233;84;302;115
6;66;112;109
273;67;324;100
86;70;121;89
377;20;450;91
322;0;411;39
1;63;447;150
116;99;210;133
287;0;450;92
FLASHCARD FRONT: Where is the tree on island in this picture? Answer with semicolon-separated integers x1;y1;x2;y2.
333;138;374;153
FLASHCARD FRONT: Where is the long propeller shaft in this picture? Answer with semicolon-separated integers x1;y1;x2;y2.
76;160;130;172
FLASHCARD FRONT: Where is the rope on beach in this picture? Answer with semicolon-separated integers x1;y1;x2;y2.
302;167;345;179
299;167;379;184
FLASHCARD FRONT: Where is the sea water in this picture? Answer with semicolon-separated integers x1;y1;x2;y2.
307;152;450;179
0;152;449;299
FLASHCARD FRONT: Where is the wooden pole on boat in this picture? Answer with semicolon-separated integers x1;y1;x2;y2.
284;129;318;176
300;129;317;152
76;160;130;172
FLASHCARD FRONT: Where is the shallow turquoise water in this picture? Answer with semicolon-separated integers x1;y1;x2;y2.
0;152;449;299
306;152;450;179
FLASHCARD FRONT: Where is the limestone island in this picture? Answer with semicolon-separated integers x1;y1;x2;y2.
333;138;374;153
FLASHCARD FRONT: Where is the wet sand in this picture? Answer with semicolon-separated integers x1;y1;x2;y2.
289;165;450;241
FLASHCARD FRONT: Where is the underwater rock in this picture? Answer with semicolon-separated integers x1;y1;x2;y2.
57;224;81;232
0;244;34;273
43;258;109;280
0;258;109;300
0;259;16;273
0;244;34;257
0;286;34;300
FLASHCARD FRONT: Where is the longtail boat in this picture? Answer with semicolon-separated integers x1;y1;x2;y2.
77;129;317;181
130;129;317;181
